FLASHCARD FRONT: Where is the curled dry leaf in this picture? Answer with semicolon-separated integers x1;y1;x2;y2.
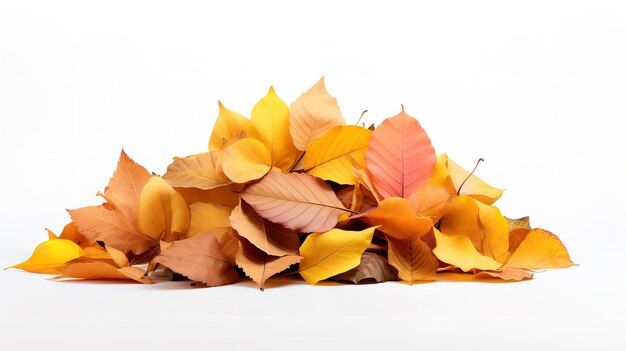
154;232;239;287
241;172;349;233
331;252;397;284
289;76;344;151
365;107;436;199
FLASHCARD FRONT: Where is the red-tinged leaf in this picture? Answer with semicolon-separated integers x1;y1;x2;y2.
240;172;349;233
153;232;238;287
365;107;436;198
69;205;155;255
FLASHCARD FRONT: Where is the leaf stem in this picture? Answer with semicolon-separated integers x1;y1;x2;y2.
355;110;368;126
456;158;484;196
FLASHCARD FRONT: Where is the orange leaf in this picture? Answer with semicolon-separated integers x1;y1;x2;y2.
153;232;238;286
387;234;438;283
230;201;299;256
355;197;432;240
505;229;575;270
234;234;302;289
289;77;344;151
407;154;457;221
365;107;436;198
240;172;349;233
54;261;152;284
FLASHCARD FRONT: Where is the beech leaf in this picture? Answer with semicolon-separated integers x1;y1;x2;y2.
289;77;345;151
154;232;239;286
240;172;349;233
365;107;436;198
299;227;376;285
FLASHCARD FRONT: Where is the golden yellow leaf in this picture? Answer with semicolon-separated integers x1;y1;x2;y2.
187;201;232;237
289;76;344;151
138;176;191;242
299;227;376;285
443;154;503;205
230;201;299;256
357;197;432;240
209;101;250;152
163;152;230;190
53;261;151;284
222;138;272;183
505;229;575;270
407;154;457;221
303;125;372;185
8;239;83;274
439;196;509;262
247;87;299;171
432;228;502;272
509;228;531;254
234;234;302;289
387;234;438;283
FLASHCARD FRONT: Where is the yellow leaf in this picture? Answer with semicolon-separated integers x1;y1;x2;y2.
505;229;575;270
289;77;344;151
387;234;438;283
299;227;376;285
432;228;502;272
247;87;299;171
8;239;83;274
357;197;432;240
163;152;231;190
439;196;509;262
209;101;250;152
407;154;457;221
138;176;191;242
175;185;239;208
443;154;503;205
303;125;372;185
187;202;232;237
222;138;272;183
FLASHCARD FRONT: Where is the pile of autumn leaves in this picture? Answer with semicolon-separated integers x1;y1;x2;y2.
10;78;575;288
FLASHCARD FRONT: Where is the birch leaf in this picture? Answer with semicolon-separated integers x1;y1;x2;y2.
289;77;344;151
299;227;376;285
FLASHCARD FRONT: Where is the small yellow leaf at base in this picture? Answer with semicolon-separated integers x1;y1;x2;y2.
8;239;83;274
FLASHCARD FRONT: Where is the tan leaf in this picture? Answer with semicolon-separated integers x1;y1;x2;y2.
240;172;349;233
53;261;152;284
331;252;397;284
474;267;533;281
234;234;302;289
289;77;344;151
230;201;299;256
153;232;238;286
163;152;230;190
387;234;439;283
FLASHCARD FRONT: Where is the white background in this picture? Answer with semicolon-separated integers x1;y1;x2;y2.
1;1;625;350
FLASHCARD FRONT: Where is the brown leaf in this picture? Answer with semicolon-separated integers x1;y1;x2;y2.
230;201;299;256
331;252;397;284
387;234;439;283
153;232;238;287
234;234;302;289
240;172;349;233
175;186;240;208
69;205;155;255
54;261;152;284
474;267;534;281
509;228;531;254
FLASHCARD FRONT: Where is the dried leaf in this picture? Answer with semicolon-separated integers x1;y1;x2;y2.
54;261;152;284
209;101;250;152
138;176;190;242
365;107;436;198
303;125;371;185
331;252;397;284
407;154;457;221
387;234;439;283
154;232;239;286
505;229;575;270
432;228;502;272
240;172;349;233
175;186;239;208
247;87;299;171
235;234;302;289
506;216;532;231
230;201;299;256
474;267;533;281
8;239;83;274
163;152;230;190
187;202;232;237
222;138;272;183
289;77;344;151
355;197;432;240
509;228;531;254
443;154;503;205
299;227;376;285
